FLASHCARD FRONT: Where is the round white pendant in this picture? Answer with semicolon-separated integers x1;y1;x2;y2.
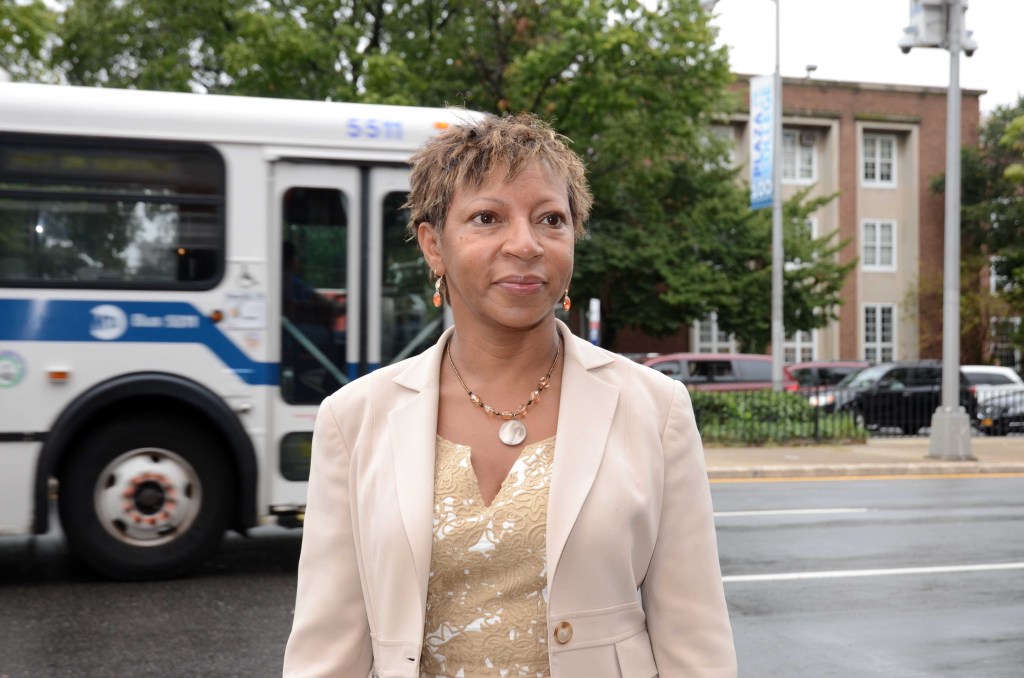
498;419;527;446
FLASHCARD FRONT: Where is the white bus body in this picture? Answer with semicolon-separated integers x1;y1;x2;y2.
0;83;474;579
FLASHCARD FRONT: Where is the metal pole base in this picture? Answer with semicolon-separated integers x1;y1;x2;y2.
927;408;975;461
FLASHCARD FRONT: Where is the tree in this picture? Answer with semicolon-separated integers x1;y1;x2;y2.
33;0;853;349
575;153;854;352
50;0;378;99
0;0;57;81
996;109;1024;311
932;96;1024;363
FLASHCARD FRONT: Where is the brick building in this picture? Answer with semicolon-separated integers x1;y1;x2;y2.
613;75;983;363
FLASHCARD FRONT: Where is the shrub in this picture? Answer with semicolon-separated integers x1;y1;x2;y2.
689;389;867;445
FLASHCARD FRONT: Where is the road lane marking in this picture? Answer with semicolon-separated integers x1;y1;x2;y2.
723;561;1024;583
714;508;872;518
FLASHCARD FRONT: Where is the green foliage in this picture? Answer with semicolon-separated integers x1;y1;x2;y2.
719;188;856;353
0;0;56;81
13;0;856;349
1002;114;1024;182
931;96;1024;359
689;390;867;445
994;111;1024;348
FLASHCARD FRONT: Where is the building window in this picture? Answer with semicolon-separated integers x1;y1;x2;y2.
783;129;816;183
804;216;818;240
863;133;897;187
710;124;736;167
991;317;1022;373
989;255;1017;294
862;219;897;271
863;304;896;363
694;312;736;353
784;330;816;363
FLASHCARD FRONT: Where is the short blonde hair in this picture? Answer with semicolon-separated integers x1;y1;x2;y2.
404;112;592;240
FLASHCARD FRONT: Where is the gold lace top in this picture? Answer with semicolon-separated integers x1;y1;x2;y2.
420;436;554;678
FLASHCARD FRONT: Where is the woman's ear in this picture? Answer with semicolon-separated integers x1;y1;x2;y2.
417;222;444;275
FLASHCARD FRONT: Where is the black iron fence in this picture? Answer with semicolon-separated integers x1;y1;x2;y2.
689;385;1024;443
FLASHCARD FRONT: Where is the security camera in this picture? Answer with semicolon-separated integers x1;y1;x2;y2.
897;27;917;54
962;31;978;57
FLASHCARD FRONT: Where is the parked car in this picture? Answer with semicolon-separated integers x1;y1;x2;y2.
807;367;875;413
830;361;967;434
620;352;661;364
975;391;1024;435
643;352;798;391
815;364;1024;432
960;365;1024;405
786;360;869;388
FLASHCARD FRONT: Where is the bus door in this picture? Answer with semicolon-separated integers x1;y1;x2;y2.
270;162;360;505
268;162;442;507
367;167;445;372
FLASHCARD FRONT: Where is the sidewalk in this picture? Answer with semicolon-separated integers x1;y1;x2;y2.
704;435;1024;479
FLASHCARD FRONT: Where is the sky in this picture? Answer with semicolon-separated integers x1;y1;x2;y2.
705;0;1023;115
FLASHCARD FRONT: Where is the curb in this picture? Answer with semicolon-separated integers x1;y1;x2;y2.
707;463;1024;479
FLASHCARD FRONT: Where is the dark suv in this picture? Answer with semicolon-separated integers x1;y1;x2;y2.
838;360;973;434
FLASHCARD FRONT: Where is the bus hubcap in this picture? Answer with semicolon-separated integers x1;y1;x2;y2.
94;449;201;546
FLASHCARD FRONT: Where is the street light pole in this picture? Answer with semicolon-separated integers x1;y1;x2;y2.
770;0;784;392
929;0;972;459
702;0;785;388
898;0;975;459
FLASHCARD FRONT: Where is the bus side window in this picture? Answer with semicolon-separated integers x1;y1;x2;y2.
0;134;225;288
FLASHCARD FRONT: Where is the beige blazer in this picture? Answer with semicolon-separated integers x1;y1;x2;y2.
283;320;736;678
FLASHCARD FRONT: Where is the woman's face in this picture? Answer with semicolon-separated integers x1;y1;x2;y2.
418;161;575;333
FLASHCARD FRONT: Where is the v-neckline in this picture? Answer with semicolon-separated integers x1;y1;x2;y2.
437;435;555;509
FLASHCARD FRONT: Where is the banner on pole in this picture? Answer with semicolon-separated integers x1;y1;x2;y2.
749;74;774;210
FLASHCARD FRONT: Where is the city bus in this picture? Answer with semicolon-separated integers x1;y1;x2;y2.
0;82;476;579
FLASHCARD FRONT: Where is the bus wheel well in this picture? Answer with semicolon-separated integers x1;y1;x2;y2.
49;390;253;536
57;411;235;579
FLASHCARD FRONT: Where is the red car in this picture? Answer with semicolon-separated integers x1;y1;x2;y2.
784;360;869;389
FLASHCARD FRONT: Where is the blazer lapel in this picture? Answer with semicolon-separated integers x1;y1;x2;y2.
547;321;619;590
388;326;453;606
384;322;621;602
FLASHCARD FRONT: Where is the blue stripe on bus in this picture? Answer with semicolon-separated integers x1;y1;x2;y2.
0;299;278;386
346;362;360;381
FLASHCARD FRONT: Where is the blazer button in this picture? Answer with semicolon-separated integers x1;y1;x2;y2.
554;621;573;645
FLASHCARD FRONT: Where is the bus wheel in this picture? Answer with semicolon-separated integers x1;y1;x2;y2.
59;416;232;580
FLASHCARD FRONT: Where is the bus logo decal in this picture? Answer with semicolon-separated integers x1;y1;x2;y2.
89;305;128;340
0;350;26;388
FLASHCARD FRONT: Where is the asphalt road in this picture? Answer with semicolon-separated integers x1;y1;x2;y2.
2;478;1022;677
0;524;302;677
714;476;1024;677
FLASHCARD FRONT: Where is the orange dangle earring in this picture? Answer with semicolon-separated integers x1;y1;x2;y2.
433;275;444;308
561;289;571;312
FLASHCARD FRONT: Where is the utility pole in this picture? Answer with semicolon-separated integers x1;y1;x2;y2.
770;0;784;392
898;0;978;460
702;0;785;390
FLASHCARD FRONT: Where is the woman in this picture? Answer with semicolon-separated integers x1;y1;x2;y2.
283;113;736;677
